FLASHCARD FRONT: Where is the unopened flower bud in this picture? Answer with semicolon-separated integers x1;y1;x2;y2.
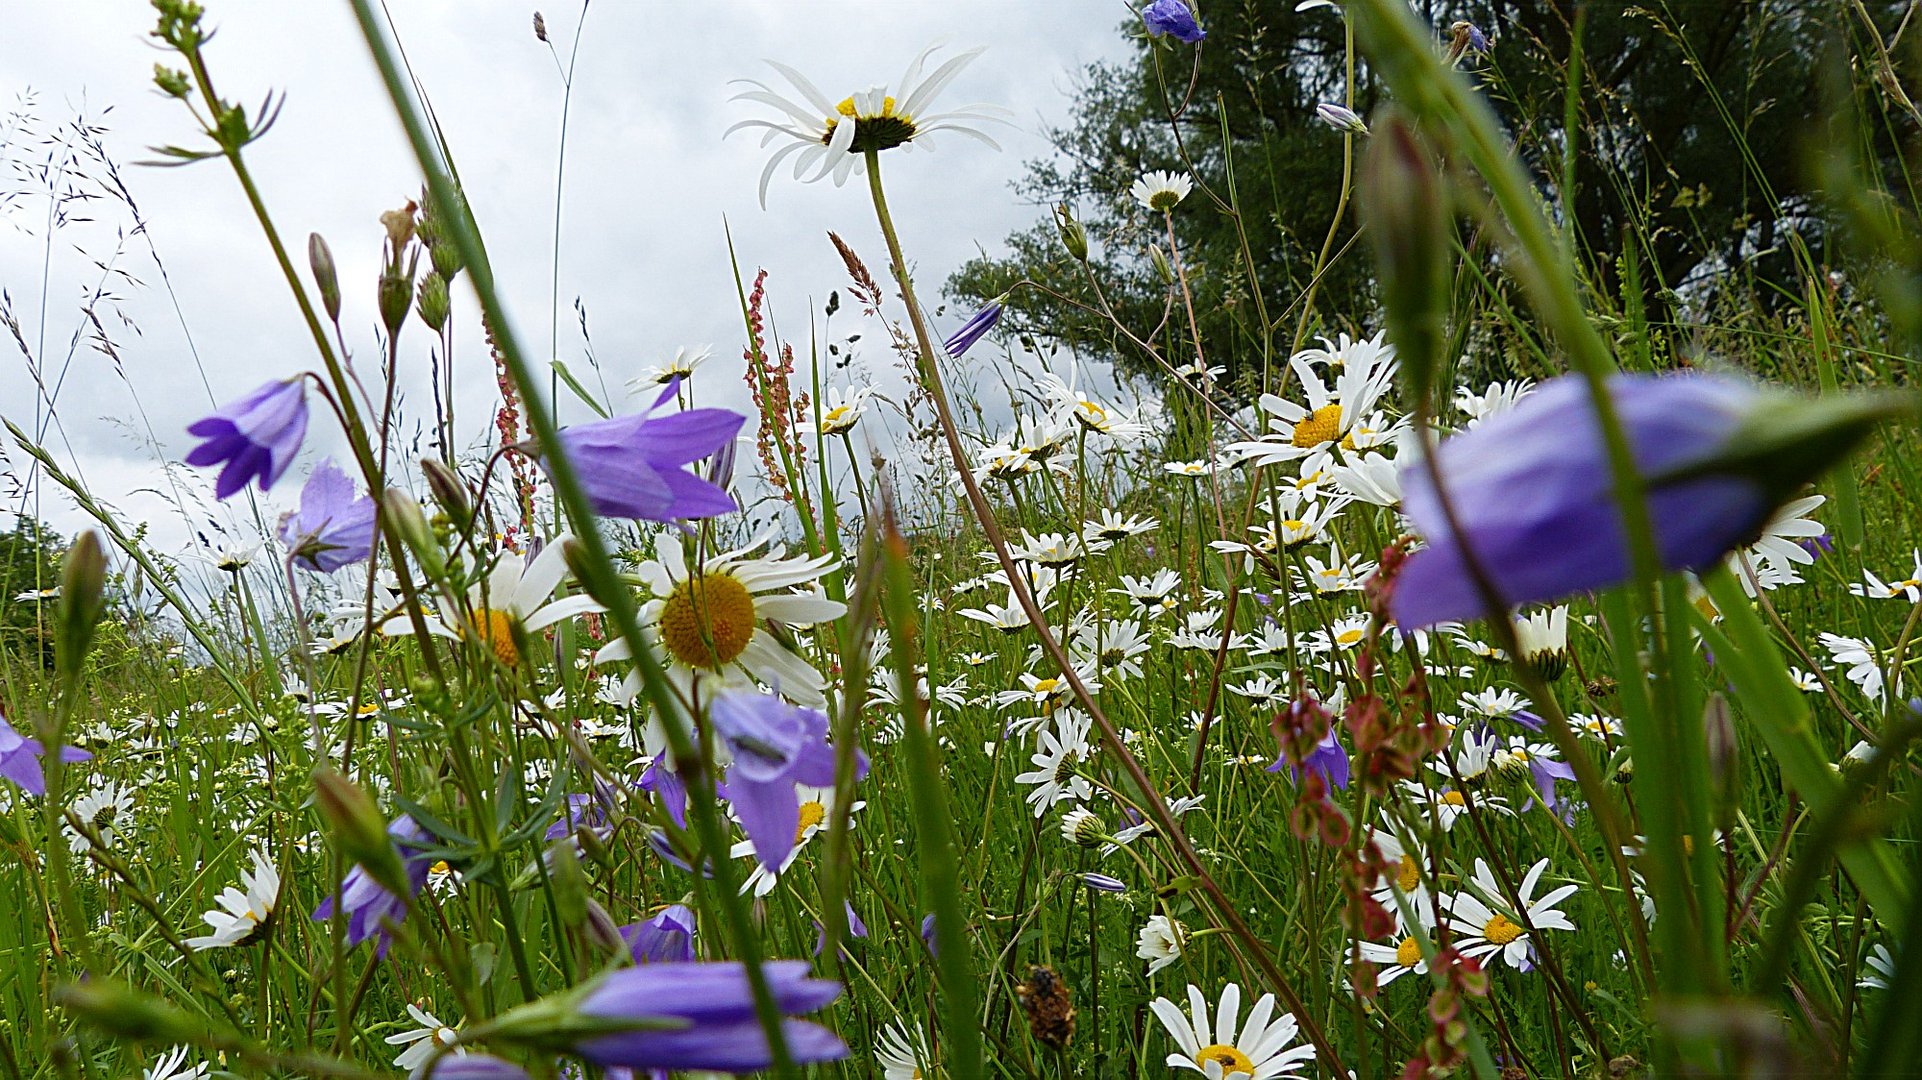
1702;693;1739;830
381;488;445;579
309;233;341;323
57;531;108;681
1149;243;1174;285
1054;202;1089;261
1359;108;1451;411
313;767;410;899
419;457;472;530
1316;102;1369;135
547;839;590;930
1060;807;1104;848
153;65;192;99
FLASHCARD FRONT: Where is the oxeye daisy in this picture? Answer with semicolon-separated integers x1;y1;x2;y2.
1512;606;1570;679
1115;569;1182;616
1149;983;1316;1079
1015;711;1095;816
1402;779;1513;832
1849;549;1922;602
1741;493;1826;573
142;1048;207;1080
1455;378;1536;426
1132;169;1195;212
729;784;865;897
596;531;845;708
387;1003;465;1077
802;384;876;437
1443;858;1577;972
1086;509;1156;544
1227;333;1400;473
628;345;712;390
1137;914;1188;977
385;537;603;670
877;1020;935;1079
185;848;280;950
1820;632;1893;705
729;45;1010;206
68;781;135;852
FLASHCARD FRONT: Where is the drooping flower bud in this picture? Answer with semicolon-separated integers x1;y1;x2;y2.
56;531;108;681
308;233;341;323
1054;202;1089;261
1360;108;1451;413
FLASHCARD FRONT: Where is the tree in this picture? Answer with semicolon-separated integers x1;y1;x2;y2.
950;1;1884;390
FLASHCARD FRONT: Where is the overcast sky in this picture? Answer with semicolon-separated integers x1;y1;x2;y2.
1;0;1137;577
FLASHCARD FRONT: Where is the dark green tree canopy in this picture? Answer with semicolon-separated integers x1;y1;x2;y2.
951;1;1884;391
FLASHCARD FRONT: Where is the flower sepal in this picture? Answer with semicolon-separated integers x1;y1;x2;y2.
466;978;688;1054
1654;388;1916;504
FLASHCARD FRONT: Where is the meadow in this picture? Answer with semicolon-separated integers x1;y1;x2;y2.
2;1;1920;1078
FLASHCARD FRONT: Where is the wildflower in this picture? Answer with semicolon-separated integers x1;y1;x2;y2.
426;1057;528;1080
570;960;848;1070
710;688;868;880
803;384;875;437
1495;737;1578;815
312;814;433;956
628;345;712;389
1086;509;1156;543
1444;858;1576;971
543;378;743;523
1061;807;1105;848
1512;606;1569;679
209;543;261;572
186;378;309;499
0;711;90;796
1821;633;1892;705
278;459;376;573
1137;914;1187;976
945;302;1003;359
68;782;135;852
143;1048;207;1080
733;783;865;896
389;1003;464;1078
622;904;697;964
730;46;1009;205
185;849;280;950
1316;102;1368;134
1141;0;1207;43
877;1021;934;1079
1227;334;1400;472
597;531;843;707
1850;549;1922;602
1269;729;1350;791
1083;871;1128;892
1132;169;1195;212
1015;712;1095;816
1860;944;1897;990
391;537;603;669
1390;373;1905;627
1149;983;1316;1079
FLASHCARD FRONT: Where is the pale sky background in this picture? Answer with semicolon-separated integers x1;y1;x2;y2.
0;0;1139;590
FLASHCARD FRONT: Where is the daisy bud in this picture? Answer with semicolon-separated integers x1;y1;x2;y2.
1360;108;1450;412
381;488;445;580
1060;807;1104;848
56;531;107;681
308;232;341;323
1054;202;1089;261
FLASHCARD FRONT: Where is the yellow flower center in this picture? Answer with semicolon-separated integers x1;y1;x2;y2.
430;860;451;876
1483;913;1523;946
658;572;757;668
1397;855;1420;894
838;94;897;118
1336;627;1365;646
470;607;520;668
823;95;917;152
1441;791;1467;807
1032;677;1060;696
1195;1045;1255;1074
356;702;381;717
1895;578;1921;591
795;799;826;842
1291;402;1343;447
822;404;852;426
1396;937;1423;967
1076;401;1108;427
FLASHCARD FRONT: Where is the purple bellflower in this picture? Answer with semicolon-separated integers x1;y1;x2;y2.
1142;0;1206;42
1082;872;1127;893
813;900;868;958
1268;729;1350;790
621;904;697;964
0;712;90;795
1391;373;1902;627
186;378;310;499
638;758;687;828
573;961;848;1071
543;377;744;523
709;688;867;876
943;303;1002;359
278;458;376;573
312;813;433;956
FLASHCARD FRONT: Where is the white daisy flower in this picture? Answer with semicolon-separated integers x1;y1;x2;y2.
1860;943;1897;990
1149;982;1316;1079
729;784;864;896
596;531;845;708
1849;549;1922;602
384;536;603;670
387;1003;464;1078
1820;632;1892;705
143;1047;207;1080
67;782;135;853
627;345;712;389
1226;333;1399;472
1137;914;1188;977
1443;858;1577;971
802;384;875;437
1132;169;1194;212
185;848;280;950
1455;378;1535;426
729;45;1009;206
1743;493;1825;573
1014;711;1095;817
877;1020;935;1079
